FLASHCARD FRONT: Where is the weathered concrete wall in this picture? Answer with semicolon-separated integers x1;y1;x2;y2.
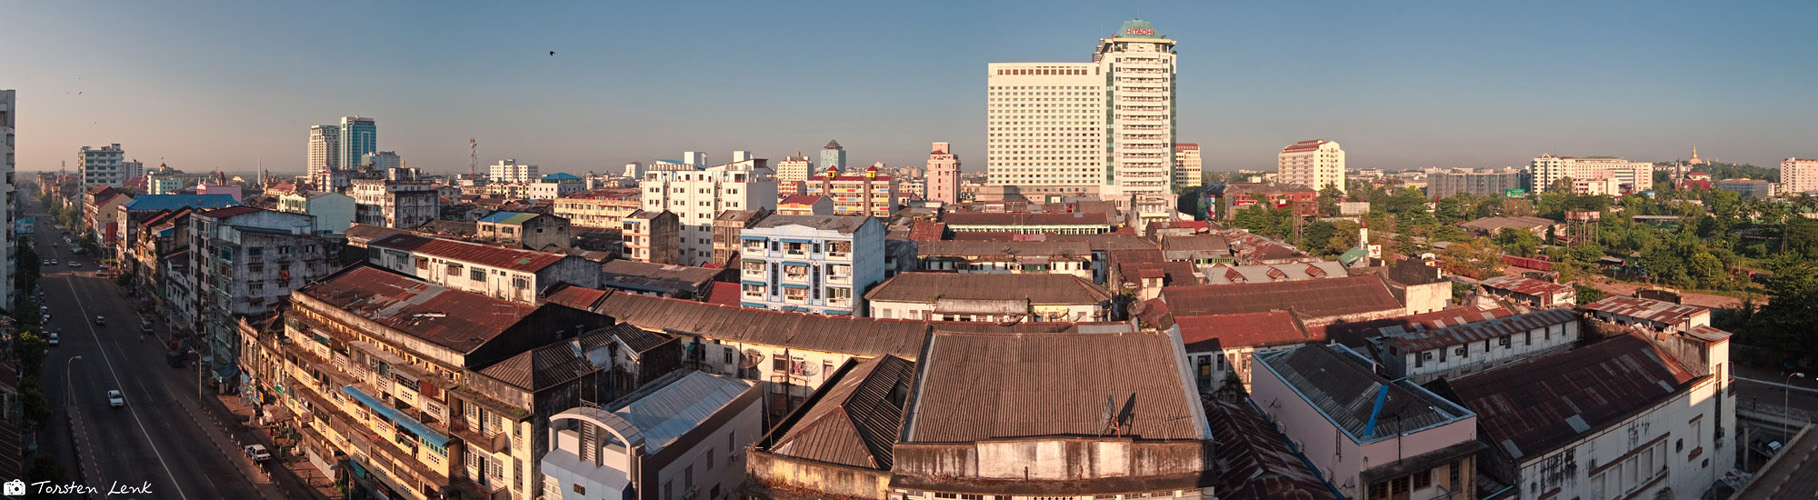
747;451;890;499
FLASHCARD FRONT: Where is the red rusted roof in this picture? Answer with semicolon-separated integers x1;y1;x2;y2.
1581;296;1707;325
942;212;1113;227
197;205;263;219
1479;275;1574;297
1379;308;1579;353
1117;261;1197;287
779;195;828;206
908;222;946;241
368;233;567;272
704;282;742;306
1161;275;1402;320
544;284;610;310
1280;139;1328;153
1177;311;1312;352
298;267;540;353
1448;333;1698;460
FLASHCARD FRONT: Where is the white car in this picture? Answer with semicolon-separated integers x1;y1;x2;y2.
107;390;125;408
46;259;57;266
46;333;58;347
244;444;272;462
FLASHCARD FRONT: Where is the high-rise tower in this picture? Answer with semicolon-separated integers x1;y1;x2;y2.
819;140;847;171
986;19;1176;212
927;142;962;204
308;124;339;180
337;116;376;172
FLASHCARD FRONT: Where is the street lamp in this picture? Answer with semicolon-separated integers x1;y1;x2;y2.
1787;371;1806;448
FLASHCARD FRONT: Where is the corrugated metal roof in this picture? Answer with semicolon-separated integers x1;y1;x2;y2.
1161;275;1403;319
902;331;1207;443
369;233;566;272
942;212;1113;227
122;194;239;212
1381;308;1579;352
1479;275;1574;297
298;266;540;353
749;214;872;233
916;240;1092;259
611;372;754;454
772;355;916;470
477;211;539;225
863;272;1111;305
1199;262;1348;285
1322;307;1509;347
476;339;598;391
1581;296;1707;325
1177;311;1312;351
1449;334;1697;460
598;260;720;297
1255;344;1470;442
1205;399;1338;500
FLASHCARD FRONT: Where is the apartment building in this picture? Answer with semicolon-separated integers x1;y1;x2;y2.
1478;275;1578;308
1782;157;1818;196
83;186;133;252
621;210;679;265
817;140;845;171
276;191;355;234
640;158;778;266
1426;167;1529;199
1173;142;1203;190
552;191;641;229
527;174;586;200
1;89;15;311
350;178;442;229
925;142;961;204
1580;295;1710;333
366;233;601;304
475;211;571;251
307;124;339;181
1277;139;1346;193
913;240;1094;280
736;214;885;316
775;152;812;196
864;272;1111;322
803;165;896;218
115;194;240;277
1528;155;1654;194
986;19;1177;213
261;266;614;500
1370;308;1582;383
709;209;767;267
78;143;127;188
187;207;340;370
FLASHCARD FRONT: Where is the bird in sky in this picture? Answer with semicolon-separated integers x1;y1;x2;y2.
549;51;555;56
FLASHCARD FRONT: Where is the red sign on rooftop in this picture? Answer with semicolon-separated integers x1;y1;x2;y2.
1126;29;1154;35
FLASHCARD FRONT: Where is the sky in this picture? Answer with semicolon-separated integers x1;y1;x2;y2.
3;1;1814;176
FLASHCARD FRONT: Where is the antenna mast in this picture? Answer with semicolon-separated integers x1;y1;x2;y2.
469;137;478;179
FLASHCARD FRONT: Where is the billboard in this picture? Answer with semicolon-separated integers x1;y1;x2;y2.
1505;189;1528;198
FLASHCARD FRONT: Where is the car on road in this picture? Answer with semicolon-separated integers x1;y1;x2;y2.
46;333;57;347
46;259;56;266
107;390;125;408
69;261;81;268
94;315;105;325
244;444;272;462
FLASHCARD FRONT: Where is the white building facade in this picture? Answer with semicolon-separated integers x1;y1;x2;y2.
1278;139;1346;193
79;143;127;188
1782;157;1818;196
926;142;961;204
1528;155;1654;194
640;158;778;266
490;159;540;183
737;215;885;316
986;19;1176;211
1372;308;1582;384
307;124;338;181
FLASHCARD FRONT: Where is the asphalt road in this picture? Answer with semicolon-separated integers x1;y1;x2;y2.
32;200;274;499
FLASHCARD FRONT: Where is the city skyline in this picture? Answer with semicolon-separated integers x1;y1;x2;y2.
3;1;1814;176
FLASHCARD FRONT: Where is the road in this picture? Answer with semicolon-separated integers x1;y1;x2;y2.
31;199;277;499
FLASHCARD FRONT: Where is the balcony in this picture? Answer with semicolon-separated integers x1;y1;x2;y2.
448;419;511;455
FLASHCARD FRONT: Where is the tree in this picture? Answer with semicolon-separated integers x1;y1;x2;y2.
1440;238;1504;279
1750;257;1818;364
1575;283;1605;303
1687;251;1725;289
1494;229;1541;258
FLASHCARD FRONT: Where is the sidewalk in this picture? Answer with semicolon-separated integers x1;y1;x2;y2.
218;394;340;500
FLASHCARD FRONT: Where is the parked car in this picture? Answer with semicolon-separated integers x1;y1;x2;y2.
47;333;58;347
107;390;125;408
244;444;272;462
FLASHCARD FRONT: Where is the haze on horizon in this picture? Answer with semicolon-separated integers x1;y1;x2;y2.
2;1;1812;176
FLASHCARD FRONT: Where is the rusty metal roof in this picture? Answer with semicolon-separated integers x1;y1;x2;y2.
299;266;541;353
1161;275;1403;320
1448;334;1697;460
577;292;1091;359
863;272;1111;305
369;233;566;273
1205;399;1339;500
915;239;1092;259
772;355;916;470
1380;308;1580;353
1580;296;1708;325
1177;311;1311;352
1321;307;1510;347
942;211;1113;227
476;338;599;391
1479;275;1574;297
903;330;1207;443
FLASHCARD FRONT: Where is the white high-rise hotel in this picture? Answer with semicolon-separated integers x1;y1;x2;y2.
986;19;1176;212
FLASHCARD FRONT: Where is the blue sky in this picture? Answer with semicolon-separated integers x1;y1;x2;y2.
3;1;1813;175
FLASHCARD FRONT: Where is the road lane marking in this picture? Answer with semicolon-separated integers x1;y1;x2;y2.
61;277;191;500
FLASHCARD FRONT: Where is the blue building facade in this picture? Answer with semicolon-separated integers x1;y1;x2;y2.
737;214;884;316
338;116;376;171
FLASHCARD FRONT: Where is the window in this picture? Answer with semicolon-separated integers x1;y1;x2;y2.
1449;460;1461;491
573;484;586;495
470;268;485;281
1412;469;1431;489
512;277;528;289
706;447;715;471
685;465;694;490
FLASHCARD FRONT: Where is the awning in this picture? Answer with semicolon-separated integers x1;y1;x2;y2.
215;365;239;379
341;386;451;447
